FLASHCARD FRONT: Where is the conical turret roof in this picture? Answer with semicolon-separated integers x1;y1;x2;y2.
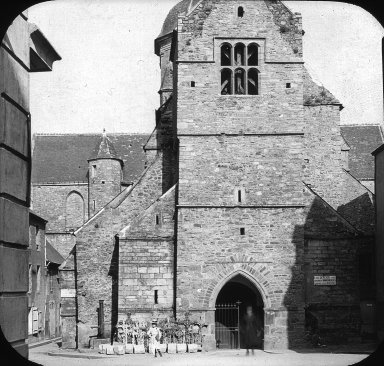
88;129;123;164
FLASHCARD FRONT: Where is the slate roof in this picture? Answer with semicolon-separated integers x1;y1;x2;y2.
88;131;122;162
32;133;150;184
158;0;201;38
340;125;384;180
46;241;64;265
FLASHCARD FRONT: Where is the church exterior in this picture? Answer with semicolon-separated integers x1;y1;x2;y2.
31;0;383;350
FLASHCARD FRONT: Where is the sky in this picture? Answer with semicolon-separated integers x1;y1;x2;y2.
27;0;384;134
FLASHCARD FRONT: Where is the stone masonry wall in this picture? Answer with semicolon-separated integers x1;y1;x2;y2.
32;183;88;232
119;240;174;314
179;135;304;205
177;207;306;349
178;0;302;63
75;153;171;347
176;61;304;134
304;239;361;342
118;186;175;319
304;105;375;235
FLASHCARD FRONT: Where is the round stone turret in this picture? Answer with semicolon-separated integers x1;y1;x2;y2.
88;130;124;215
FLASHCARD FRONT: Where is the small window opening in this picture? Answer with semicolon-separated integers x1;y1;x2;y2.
247;43;259;66
221;68;232;95
36;227;40;251
91;164;97;178
238;6;244;18
154;290;158;304
101;180;105;184
28;264;32;293
240;228;245;235
286;83;291;88
248;68;259;95
238;190;242;203
93;200;96;211
221;43;232;66
156;214;160;225
234;43;245;66
36;265;41;293
191;81;195;87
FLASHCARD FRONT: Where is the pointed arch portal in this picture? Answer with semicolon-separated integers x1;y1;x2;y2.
215;274;264;349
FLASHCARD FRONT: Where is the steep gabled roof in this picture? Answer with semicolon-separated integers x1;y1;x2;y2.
46;241;65;265
32;133;150;184
341;125;384;180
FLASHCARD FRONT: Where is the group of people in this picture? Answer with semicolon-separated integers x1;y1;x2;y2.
147;305;262;358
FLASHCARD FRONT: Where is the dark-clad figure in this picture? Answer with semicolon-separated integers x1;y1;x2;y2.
241;305;261;355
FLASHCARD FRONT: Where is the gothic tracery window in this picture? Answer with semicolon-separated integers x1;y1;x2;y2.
220;41;260;95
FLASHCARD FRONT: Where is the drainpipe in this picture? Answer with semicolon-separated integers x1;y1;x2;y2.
98;300;104;338
173;138;179;320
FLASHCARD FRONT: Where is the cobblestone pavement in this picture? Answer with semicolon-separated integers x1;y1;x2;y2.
29;343;368;366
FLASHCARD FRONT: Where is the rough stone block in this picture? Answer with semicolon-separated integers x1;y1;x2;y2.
105;345;114;355
159;344;167;353
188;343;198;353
167;343;177;353
177;343;187;353
125;343;134;354
202;335;216;352
134;344;145;354
113;344;125;355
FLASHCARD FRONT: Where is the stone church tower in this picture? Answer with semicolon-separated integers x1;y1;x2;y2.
166;0;307;349
88;130;123;215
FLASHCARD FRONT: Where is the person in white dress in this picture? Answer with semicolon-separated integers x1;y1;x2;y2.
147;320;162;357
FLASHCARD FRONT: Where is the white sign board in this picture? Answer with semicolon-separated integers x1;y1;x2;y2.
314;275;336;286
61;289;76;298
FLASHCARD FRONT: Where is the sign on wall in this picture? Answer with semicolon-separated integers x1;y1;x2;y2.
61;288;76;298
314;275;336;286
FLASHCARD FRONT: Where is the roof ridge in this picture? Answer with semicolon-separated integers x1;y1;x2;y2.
303;182;361;235
342;168;375;195
33;132;151;136
340;124;383;127
119;184;177;237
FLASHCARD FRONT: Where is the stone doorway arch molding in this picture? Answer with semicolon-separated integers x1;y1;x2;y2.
205;261;284;311
201;261;288;350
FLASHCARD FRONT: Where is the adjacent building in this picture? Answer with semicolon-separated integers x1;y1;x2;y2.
372;143;384;342
0;10;60;357
28;211;63;344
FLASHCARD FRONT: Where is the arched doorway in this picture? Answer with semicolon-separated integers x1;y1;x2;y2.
215;274;264;349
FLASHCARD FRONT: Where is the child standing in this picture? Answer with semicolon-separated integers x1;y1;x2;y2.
147;320;162;357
